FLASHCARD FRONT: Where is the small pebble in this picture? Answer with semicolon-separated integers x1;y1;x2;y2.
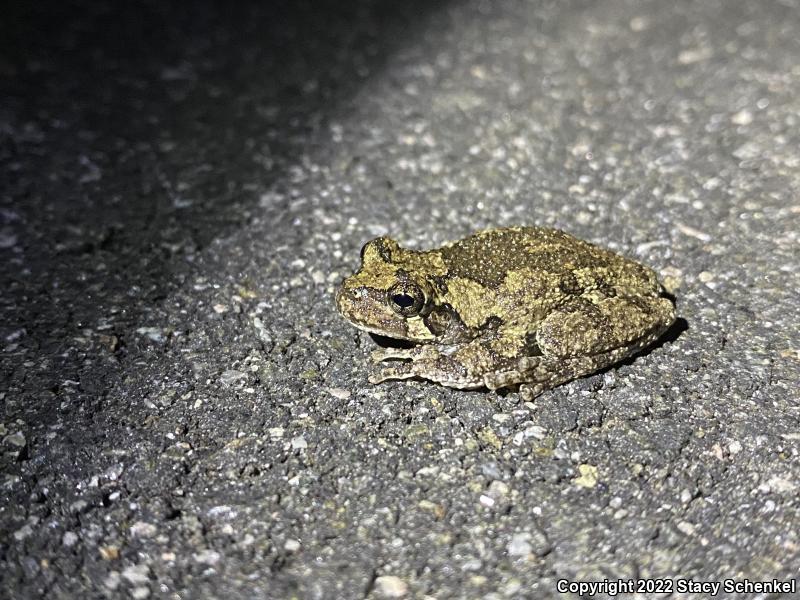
130;521;157;538
487;480;509;497
136;327;166;343
122;563;150;585
507;533;532;557
677;521;696;536
207;505;235;519
731;109;753;125
132;587;151;599
573;464;598;488
219;370;245;386
327;387;351;400
104;571;121;590
375;575;409;598
193;550;221;565
13;524;33;541
100;546;120;560
4;432;27;447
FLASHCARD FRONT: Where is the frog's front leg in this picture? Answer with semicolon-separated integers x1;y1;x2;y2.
369;338;507;390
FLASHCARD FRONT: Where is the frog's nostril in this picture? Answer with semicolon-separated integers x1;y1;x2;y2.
335;288;347;306
336;287;359;305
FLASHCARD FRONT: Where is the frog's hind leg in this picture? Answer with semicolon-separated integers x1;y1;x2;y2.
536;295;675;359
488;324;670;401
505;294;675;399
513;348;629;401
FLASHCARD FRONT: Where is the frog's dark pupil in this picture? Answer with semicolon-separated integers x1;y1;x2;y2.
392;294;415;308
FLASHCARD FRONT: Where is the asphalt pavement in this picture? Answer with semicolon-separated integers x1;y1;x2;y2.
2;0;799;598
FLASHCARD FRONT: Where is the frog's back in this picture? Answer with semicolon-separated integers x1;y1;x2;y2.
438;226;659;292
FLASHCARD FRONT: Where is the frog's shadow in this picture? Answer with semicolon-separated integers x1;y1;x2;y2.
642;316;688;355
369;317;689;396
596;315;688;371
369;334;417;349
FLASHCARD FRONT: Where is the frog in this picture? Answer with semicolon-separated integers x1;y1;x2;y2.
335;226;676;399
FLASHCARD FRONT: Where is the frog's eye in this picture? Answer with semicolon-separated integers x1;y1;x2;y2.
387;282;425;317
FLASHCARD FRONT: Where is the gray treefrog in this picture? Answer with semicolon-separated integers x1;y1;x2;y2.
335;226;675;399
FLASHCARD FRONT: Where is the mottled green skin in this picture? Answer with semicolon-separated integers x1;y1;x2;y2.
336;226;675;398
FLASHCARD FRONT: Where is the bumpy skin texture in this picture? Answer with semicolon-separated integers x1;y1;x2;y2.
335;227;676;399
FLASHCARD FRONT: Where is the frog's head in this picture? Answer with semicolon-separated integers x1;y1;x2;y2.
336;236;447;342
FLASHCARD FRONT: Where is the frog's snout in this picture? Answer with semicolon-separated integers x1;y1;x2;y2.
334;285;351;315
335;284;367;319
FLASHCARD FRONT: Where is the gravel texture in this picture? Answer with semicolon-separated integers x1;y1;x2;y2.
2;0;800;598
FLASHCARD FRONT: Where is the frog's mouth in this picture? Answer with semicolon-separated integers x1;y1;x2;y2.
345;317;407;340
339;309;420;342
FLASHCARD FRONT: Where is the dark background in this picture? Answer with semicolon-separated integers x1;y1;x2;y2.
2;0;799;598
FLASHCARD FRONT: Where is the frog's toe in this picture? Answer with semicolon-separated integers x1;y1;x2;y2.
484;370;525;390
519;383;546;401
369;364;418;383
371;347;413;362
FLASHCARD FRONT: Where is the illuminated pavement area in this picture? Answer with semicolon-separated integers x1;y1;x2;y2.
2;0;799;597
